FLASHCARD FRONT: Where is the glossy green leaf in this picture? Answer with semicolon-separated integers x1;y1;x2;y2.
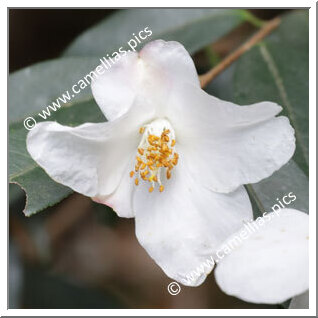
9;57;99;123
247;160;309;219
289;291;309;309
63;9;249;57
234;10;309;175
9;183;25;207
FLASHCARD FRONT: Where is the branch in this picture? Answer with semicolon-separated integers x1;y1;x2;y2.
199;17;281;88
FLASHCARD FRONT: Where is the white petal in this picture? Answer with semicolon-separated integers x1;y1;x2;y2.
91;52;140;121
139;40;200;88
166;83;295;193
92;153;136;218
27;100;155;198
133;160;252;286
214;209;309;304
91;40;199;121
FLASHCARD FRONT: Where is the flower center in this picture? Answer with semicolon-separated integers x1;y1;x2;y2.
130;118;179;193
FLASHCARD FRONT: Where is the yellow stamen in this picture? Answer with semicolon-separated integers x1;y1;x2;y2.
131;124;179;194
141;170;149;177
172;158;178;166
161;143;168;152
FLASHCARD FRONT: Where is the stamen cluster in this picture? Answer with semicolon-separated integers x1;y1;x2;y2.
130;126;179;193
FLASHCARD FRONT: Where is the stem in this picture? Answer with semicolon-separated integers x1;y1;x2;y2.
199;17;281;88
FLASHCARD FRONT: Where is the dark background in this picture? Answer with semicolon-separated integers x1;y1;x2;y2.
9;9;114;72
9;9;284;72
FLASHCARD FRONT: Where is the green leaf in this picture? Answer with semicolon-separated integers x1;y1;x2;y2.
205;64;236;102
289;291;309;309
10;171;73;217
9;183;25;207
246;160;309;219
234;10;309;175
9;57;99;123
63;9;248;57
9;56;107;215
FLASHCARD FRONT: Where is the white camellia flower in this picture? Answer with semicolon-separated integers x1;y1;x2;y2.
27;40;296;287
214;208;309;304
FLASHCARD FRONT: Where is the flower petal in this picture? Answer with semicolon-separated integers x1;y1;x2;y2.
92;152;136;218
133;160;253;286
139;39;200;88
214;209;309;304
27;100;155;199
91;40;199;121
91;52;140;121
166;84;295;193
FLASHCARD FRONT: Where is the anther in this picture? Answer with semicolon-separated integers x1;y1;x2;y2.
132;120;178;194
142;170;149;177
161;144;168;152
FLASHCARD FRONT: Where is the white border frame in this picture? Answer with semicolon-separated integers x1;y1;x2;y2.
3;0;316;316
